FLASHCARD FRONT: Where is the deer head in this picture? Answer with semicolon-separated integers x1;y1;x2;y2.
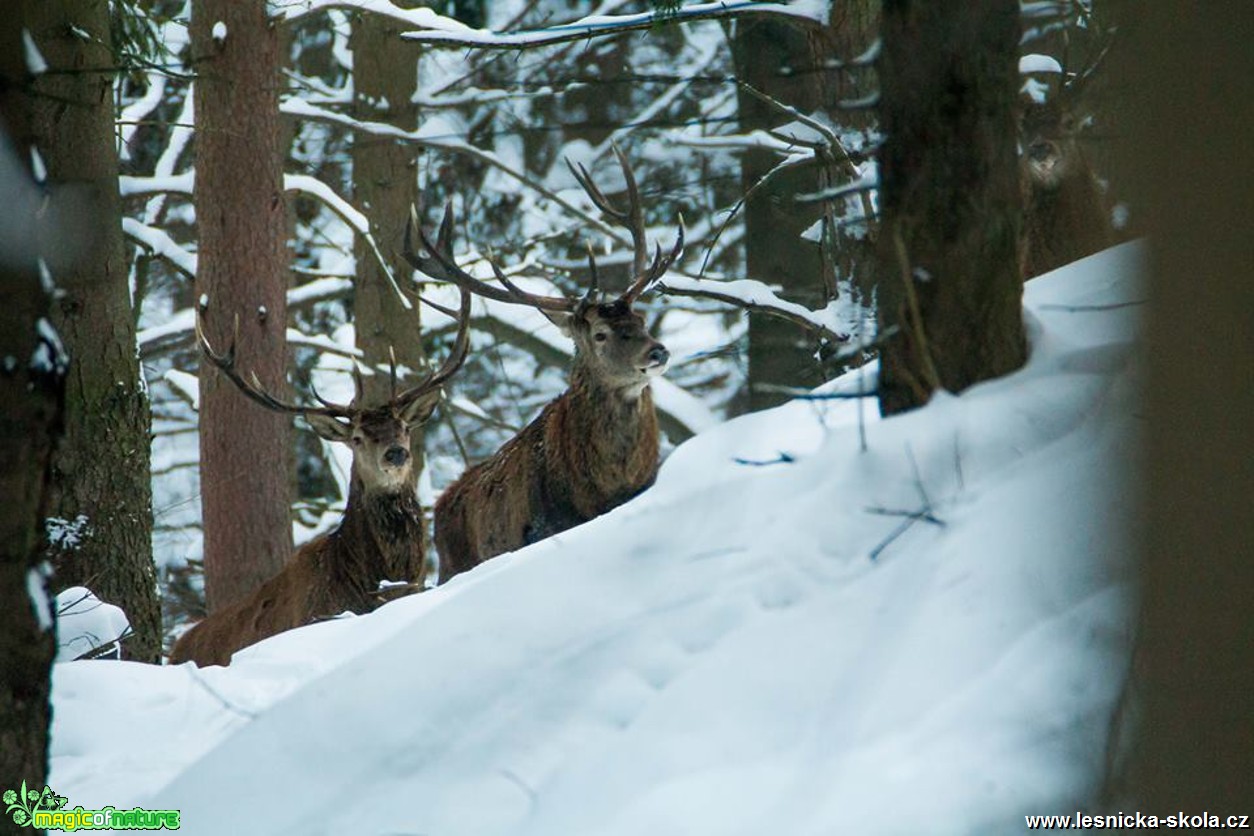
1019;34;1112;191
1020;97;1085;191
195;287;472;495
402;146;682;398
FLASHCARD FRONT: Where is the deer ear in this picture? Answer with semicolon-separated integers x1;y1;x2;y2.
539;309;575;336
305;414;353;442
399;389;441;426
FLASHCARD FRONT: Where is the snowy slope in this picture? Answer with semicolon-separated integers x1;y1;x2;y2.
50;242;1143;835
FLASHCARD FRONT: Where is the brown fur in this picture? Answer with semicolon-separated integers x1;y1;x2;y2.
169;470;425;667
1021;98;1115;279
170;405;434;667
435;301;665;582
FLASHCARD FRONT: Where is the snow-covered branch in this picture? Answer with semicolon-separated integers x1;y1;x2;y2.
137;278;353;358
271;0;473;32
657;275;848;345
401;1;828;50
280;98;622;244
123;218;198;278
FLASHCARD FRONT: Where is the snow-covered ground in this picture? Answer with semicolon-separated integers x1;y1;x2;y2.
50;242;1142;834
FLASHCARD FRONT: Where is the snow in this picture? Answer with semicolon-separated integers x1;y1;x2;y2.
32;317;67;375
122;218;198;277
30;146;46;183
55;587;131;663
211;21;226;41
1020;53;1063;75
22;29;47;75
26;563;53;632
163;369;199;410
272;0;475;31
402;1;828;48
51;243;1141;833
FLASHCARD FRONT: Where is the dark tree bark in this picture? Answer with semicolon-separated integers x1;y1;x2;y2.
1114;1;1254;812
350;6;426;467
733;18;828;411
20;0;161;662
0;22;64;794
876;0;1026;416
193;0;293;612
810;0;880;300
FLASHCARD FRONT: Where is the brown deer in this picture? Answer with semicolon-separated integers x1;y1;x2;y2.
169;290;471;667
1020;57;1116;279
403;148;683;583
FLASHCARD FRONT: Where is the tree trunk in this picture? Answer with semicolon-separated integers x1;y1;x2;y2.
810;0;880;303
193;0;293;612
21;0;161;662
734;18;828;411
0;22;63;794
876;0;1026;416
350;5;425;468
1115;1;1254;812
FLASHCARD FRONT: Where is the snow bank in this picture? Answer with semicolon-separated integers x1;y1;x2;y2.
51;242;1143;834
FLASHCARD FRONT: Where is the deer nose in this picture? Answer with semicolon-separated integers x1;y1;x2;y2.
647;345;670;367
1028;141;1053;162
384;446;409;466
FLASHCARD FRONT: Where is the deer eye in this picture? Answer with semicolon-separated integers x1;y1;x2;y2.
594;332;608;342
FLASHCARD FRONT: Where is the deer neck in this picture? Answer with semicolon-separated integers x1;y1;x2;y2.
331;472;425;597
566;361;659;468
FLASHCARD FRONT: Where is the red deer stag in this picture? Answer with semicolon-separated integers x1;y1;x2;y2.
403;148;683;583
1020;56;1116;279
170;290;470;667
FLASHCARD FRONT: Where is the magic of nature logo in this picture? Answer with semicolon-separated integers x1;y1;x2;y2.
4;781;180;831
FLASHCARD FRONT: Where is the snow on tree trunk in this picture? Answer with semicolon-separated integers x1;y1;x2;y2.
20;0;161;662
193;0;293;612
876;0;1026;416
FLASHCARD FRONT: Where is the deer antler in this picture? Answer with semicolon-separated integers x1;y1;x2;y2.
566;144;684;305
404;148;682;316
392;285;474;412
402;205;577;313
196;312;356;420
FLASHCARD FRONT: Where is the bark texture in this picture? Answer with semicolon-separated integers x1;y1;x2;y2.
350;5;425;457
876;0;1026;416
734;18;828;410
193;0;292;611
21;0;161;662
0;20;63;794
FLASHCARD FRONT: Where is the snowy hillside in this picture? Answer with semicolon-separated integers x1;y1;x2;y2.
50;242;1142;835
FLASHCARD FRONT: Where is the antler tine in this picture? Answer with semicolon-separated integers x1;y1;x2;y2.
402;202;575;313
569;145;667;302
565;158;626;223
623;215;685;305
610;143;649;279
195;310;354;419
583;240;601;306
388;346;399;402
394;286;474;408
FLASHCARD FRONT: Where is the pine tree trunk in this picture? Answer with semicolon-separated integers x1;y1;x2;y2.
21;0;161;662
350;6;425;470
193;0;292;612
734;19;828;411
876;0;1026;416
0;21;63;792
810;0;880;303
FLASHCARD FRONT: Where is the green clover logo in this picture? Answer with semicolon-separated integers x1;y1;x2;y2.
4;780;68;827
